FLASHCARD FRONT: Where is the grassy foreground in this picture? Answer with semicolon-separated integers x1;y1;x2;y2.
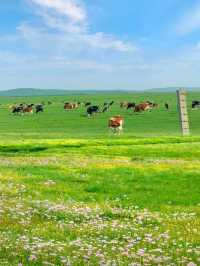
0;137;200;265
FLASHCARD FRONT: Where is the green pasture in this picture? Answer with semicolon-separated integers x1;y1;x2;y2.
0;91;200;138
0;92;200;265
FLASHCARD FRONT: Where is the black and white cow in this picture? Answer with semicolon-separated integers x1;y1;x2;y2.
192;101;200;109
35;104;44;114
87;105;99;116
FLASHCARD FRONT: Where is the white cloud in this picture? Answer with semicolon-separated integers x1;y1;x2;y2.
29;0;136;52
17;22;137;54
38;11;85;33
31;0;86;23
176;5;200;35
81;32;136;52
31;0;88;33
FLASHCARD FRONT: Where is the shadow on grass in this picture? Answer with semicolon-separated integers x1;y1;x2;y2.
0;143;83;155
0;146;48;154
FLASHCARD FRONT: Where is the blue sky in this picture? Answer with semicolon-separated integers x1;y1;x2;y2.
1;0;200;90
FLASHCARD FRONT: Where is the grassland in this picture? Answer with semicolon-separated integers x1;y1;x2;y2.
0;91;200;138
0;92;200;265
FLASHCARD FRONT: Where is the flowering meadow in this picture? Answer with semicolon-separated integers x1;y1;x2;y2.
0;137;200;265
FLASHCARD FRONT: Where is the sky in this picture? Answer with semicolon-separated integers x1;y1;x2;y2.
1;0;200;90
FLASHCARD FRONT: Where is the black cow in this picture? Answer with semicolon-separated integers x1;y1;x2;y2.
164;102;169;110
192;101;200;109
87;105;99;116
127;102;136;110
109;101;114;106
35;104;44;114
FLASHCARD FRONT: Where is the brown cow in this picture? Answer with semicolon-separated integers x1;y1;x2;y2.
134;102;152;113
108;115;124;134
23;104;34;114
134;101;157;113
64;102;78;110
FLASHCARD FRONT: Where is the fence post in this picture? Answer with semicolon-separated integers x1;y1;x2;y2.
176;89;190;136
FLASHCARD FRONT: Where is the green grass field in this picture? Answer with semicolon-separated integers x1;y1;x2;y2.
0;92;200;265
0;91;200;138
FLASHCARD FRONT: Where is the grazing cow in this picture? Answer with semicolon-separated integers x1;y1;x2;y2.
146;101;158;108
134;102;153;113
35;104;44;114
127;102;136;110
78;102;84;106
108;116;124;134
102;101;114;111
151;103;158;110
192;101;200;109
120;102;135;110
64;102;78;110
23;104;34;114
102;106;109;113
11;103;25;115
87;105;99;116
120;101;128;108
164;102;169;110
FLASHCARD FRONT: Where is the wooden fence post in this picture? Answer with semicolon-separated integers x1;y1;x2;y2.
177;89;190;136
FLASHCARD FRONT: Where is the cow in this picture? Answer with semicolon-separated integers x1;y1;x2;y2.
35;104;44;114
64;102;78;110
147;101;158;108
127;102;136;110
102;106;109;113
120;101;135;109
11;104;24;115
134;102;153;113
151;103;158;110
23;104;34;114
78;102;84;107
192;101;200;109
102;102;114;113
164;102;169;110
120;102;128;108
108;116;124;134
87;105;99;116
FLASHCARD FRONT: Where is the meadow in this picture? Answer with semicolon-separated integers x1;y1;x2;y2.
0;92;200;265
0;91;200;138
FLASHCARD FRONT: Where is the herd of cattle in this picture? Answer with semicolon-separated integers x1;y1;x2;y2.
10;100;160;116
63;100;159;116
11;103;44;114
9;99;200;134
